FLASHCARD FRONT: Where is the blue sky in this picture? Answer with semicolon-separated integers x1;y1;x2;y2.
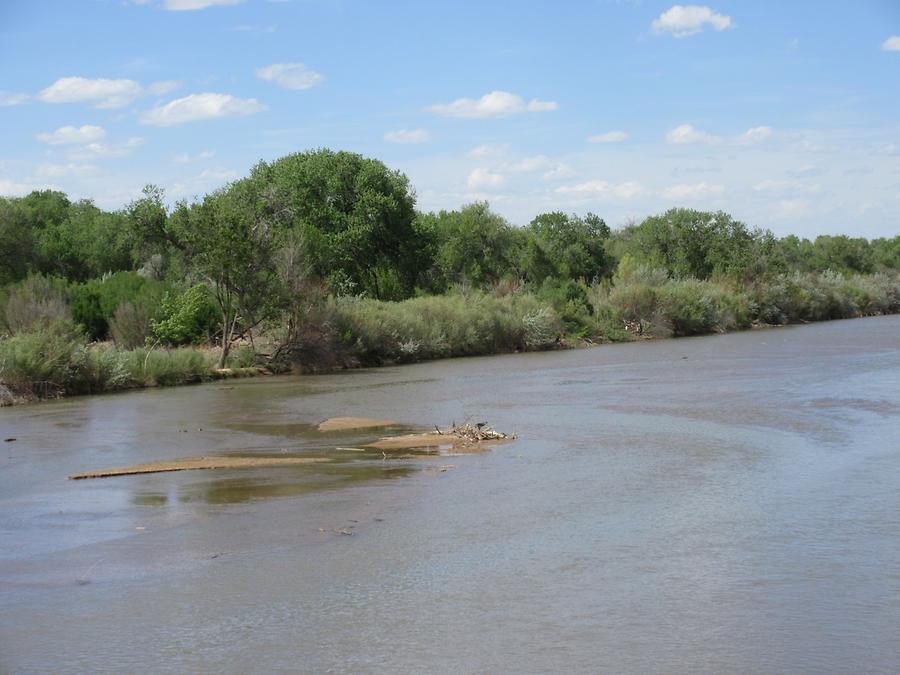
1;0;899;238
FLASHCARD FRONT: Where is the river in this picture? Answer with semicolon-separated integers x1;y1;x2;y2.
2;316;900;674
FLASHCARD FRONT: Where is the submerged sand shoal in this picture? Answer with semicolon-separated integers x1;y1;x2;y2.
317;417;397;432
69;456;331;480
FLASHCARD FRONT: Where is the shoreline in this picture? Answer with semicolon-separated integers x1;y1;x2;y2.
2;311;896;408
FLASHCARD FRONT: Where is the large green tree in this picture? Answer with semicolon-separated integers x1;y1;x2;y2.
619;208;773;281
171;173;285;368
523;211;611;283
264;149;423;298
422;202;521;289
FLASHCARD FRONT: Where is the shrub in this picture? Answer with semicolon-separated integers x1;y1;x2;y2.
69;282;107;340
150;285;218;346
326;291;562;365
0;320;84;397
109;301;154;349
1;275;70;335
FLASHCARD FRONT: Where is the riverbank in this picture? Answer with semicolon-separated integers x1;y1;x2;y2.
5;269;900;405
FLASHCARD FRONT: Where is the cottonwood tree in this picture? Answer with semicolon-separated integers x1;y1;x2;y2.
173;173;284;369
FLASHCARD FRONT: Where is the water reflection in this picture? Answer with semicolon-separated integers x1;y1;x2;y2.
127;459;418;506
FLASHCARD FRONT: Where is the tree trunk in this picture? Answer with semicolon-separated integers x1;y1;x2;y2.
217;307;231;369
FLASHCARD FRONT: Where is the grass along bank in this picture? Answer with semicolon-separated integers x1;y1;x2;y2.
2;269;899;405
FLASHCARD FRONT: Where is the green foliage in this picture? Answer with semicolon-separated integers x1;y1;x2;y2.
523;211;611;283
326;291;562;365
616;208;772;281
533;278;594;336
150;285;218;346
226;344;257;368
262;149;423;298
422;202;521;290
67;272;168;341
0;320;85;397
0;197;35;285
658;279;751;336
69;283;106;340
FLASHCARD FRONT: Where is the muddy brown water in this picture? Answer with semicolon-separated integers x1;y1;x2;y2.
2;316;900;673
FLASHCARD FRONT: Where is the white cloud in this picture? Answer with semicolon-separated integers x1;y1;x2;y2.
753;179;821;194
0;178;59;197
37;124;106;145
147;80;183;95
34;163;98;179
662;181;725;199
255;63;324;90
504;155;552;172
556;180;644;199
737;126;773;145
467;168;505;190
541;163;575;181
786;165;824;178
384;128;430;144
652;5;734;38
666;123;721;145
173;150;215;163
882;36;900;52
771;198;812;220
67;137;147;160
0;91;28;106
140;93;266;126
38;77;143;108
589;130;628;143
468;143;509;158
170;168;239;197
427;90;558;118
163;0;241;10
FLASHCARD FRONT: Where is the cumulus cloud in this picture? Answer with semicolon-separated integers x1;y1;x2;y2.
556;180;644;199
163;0;241;10
255;63;324;90
37;124;106;145
0;178;58;197
752;179;821;194
541;163;575;181
468;143;509;158
467;168;505;190
38;77;143;108
428;90;557;118
147;80;183;96
652;5;734;38
666;123;721;145
170;168;239;197
140;93;266;126
503;155;552;172
34;163;98;179
66;137;147;160
882;36;900;52
589;130;628;143
736;126;773;145
662;181;725;199
384;128;430;144
172;150;215;163
37;77;181;108
0;91;28;106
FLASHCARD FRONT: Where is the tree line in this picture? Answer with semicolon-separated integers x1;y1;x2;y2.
2;148;899;373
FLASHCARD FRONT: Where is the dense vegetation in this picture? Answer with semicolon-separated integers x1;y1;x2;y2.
2;148;899;403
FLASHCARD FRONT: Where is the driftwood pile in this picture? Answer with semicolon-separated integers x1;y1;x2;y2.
435;422;516;446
